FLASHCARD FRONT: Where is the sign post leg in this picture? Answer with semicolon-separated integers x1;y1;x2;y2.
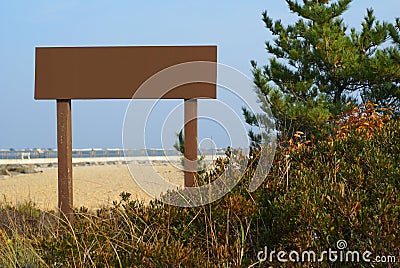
57;99;74;223
184;99;198;187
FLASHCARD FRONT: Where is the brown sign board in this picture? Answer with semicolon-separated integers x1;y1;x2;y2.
35;45;216;222
35;46;217;100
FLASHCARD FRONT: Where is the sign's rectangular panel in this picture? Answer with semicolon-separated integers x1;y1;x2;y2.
35;46;217;99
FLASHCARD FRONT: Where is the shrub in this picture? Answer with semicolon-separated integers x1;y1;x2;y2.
0;105;398;267
253;118;400;266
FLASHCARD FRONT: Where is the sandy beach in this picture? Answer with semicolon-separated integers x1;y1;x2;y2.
0;163;184;210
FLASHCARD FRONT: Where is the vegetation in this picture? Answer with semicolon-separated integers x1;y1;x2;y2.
0;104;399;267
246;0;400;141
173;129;206;173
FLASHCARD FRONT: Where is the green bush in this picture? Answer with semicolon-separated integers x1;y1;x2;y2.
253;119;400;266
0;118;398;267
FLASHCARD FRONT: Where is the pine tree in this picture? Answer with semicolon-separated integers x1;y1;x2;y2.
368;17;400;110
247;0;400;141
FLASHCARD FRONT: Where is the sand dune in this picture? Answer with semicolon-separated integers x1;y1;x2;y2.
0;164;184;210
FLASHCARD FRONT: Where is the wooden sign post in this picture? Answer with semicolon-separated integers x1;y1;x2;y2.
184;99;198;187
56;99;73;219
35;46;217;221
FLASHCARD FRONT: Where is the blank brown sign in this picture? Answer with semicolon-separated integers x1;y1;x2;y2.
35;46;217;100
34;45;216;222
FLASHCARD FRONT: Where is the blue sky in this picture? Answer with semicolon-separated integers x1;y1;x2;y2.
0;0;398;149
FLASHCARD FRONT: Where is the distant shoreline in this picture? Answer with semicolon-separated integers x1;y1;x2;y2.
0;154;220;166
0;149;174;160
0;156;180;166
